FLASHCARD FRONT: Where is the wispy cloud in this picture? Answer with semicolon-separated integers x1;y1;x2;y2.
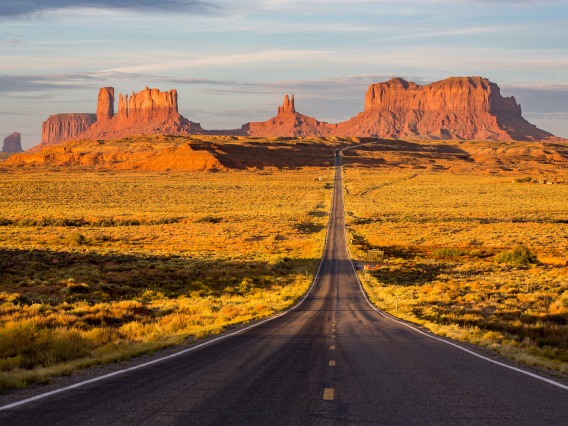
0;1;224;18
106;50;333;73
525;112;568;120
0;38;25;44
380;25;526;41
0;71;145;93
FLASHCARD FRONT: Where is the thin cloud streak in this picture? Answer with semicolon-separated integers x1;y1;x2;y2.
0;1;224;17
380;25;527;41
106;50;334;73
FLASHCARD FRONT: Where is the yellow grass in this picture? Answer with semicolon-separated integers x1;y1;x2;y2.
343;167;568;373
0;168;332;390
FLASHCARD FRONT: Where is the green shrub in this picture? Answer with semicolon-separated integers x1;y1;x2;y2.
66;232;88;245
433;248;465;258
0;322;94;369
67;282;90;293
514;176;533;183
195;215;222;224
0;356;22;371
495;244;538;265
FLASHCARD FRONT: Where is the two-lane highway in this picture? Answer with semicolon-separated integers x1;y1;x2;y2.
1;150;566;425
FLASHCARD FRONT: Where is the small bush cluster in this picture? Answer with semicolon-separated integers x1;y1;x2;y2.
495;244;538;265
433;248;465;258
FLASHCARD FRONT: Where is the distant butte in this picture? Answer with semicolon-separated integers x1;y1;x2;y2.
334;76;553;141
34;114;96;151
242;94;333;137
32;77;558;150
2;132;23;152
80;86;204;140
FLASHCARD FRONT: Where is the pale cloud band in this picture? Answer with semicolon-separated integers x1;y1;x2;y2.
0;0;222;17
0;0;563;18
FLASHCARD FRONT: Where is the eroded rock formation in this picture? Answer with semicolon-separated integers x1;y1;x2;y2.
2;132;23;152
31;77;557;151
241;77;555;141
244;94;334;137
81;86;203;140
118;87;178;123
333;77;552;140
35;114;97;151
33;87;204;149
97;87;115;124
278;94;295;115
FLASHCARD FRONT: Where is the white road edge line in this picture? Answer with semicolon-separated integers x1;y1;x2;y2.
339;144;568;392
0;165;338;411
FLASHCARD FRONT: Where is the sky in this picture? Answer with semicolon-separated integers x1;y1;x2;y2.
1;0;567;149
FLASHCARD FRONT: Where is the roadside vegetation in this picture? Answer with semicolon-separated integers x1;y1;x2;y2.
0;168;331;390
343;166;568;373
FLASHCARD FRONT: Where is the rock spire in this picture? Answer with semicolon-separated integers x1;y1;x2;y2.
278;94;296;115
97;87;115;124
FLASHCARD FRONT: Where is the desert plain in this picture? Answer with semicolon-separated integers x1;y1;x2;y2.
0;133;567;392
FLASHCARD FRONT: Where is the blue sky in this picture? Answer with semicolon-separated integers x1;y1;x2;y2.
1;0;567;148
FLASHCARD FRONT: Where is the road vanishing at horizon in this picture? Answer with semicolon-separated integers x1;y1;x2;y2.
1;151;567;425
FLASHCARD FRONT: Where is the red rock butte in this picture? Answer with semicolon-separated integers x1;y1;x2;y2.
82;86;203;140
351;76;547;141
33;77;557;150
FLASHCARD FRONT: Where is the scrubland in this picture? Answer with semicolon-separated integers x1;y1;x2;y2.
343;163;568;373
0;168;331;390
2;135;567;391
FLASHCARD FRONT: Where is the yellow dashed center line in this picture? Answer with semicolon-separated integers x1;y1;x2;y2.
329;360;336;367
323;388;335;401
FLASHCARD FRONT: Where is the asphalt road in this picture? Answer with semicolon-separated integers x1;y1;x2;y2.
1;151;566;425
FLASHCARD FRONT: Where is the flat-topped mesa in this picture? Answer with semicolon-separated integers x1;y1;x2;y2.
97;87;115;124
2;132;23;152
364;76;520;114
117;87;181;125
35;113;97;151
349;76;551;140
277;94;296;115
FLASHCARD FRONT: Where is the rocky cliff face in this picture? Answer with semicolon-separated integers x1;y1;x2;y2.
118;87;179;124
97;87;115;124
33;87;204;150
2;132;23;152
35;114;97;151
335;76;551;140
82;86;203;139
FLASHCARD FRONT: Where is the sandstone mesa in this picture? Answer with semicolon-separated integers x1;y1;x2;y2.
35;76;557;149
2;132;23;153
